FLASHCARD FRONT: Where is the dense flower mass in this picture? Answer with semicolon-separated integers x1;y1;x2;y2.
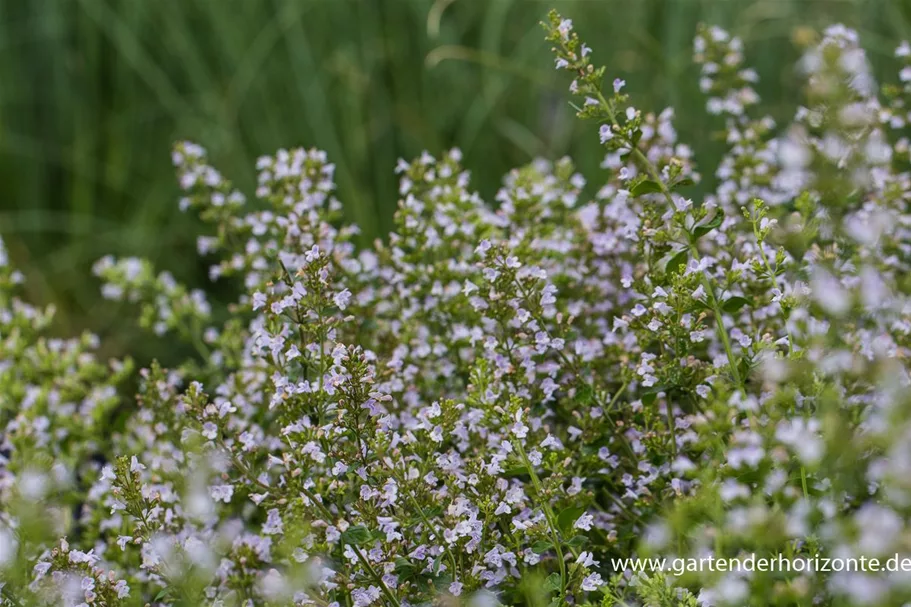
4;10;911;607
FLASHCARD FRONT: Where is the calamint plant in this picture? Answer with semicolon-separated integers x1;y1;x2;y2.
2;8;911;607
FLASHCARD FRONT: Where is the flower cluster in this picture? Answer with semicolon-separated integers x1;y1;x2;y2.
3;9;911;607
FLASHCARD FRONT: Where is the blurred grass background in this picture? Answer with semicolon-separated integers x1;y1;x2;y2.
1;0;909;357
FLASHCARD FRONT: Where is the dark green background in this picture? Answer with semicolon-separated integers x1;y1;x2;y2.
1;0;906;356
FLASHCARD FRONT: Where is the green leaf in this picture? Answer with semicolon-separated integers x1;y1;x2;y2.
422;505;443;518
631;180;663;196
664;249;688;276
672;177;696;189
504;465;530;477
341;525;371;546
574;383;595;406
722;296;750;313
566;535;589;549
154;588;172;601
692;298;712;312
532;540;554;554
544;572;563;592
556;506;585;535
642;386;668;406
430;568;453;589
693;212;724;238
394;557;416;580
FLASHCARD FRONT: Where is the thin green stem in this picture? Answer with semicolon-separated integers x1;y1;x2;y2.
391;467;460;578
510;273;636;458
515;440;577;604
598;487;641;526
604;380;628;414
665;401;678;459
752;225;795;357
352;546;401;607
590;83;746;391
694;264;744;390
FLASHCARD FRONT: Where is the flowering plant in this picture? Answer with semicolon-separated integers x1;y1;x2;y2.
3;10;911;607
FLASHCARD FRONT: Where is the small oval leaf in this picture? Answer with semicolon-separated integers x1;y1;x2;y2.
664;249;688;276
631;180;663;196
341;525;372;546
722;296;750;313
693;212;724;238
672;177;696;189
557;506;585;535
532;540;554;554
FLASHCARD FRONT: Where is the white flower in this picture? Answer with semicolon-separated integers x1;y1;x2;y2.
262;508;284;535
210;484;234;503
252;292;267;310
573;512;594;531
811;269;850;316
129;456;145;473
674;197;693;212
577;551;599;568
201;422;218;439
333;289;352;310
113;580;129;598
581;573;604;591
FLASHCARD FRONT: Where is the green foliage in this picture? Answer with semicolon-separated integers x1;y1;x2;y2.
5;5;911;607
1;0;907;357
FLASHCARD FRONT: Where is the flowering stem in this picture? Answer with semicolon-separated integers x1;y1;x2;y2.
515;439;576;603
351;545;401;607
509;273;636;457
752;224;795;357
694;264;745;390
604;380;628;414
665;402;679;459
587;84;746;391
598;487;641;525
391;467;460;578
